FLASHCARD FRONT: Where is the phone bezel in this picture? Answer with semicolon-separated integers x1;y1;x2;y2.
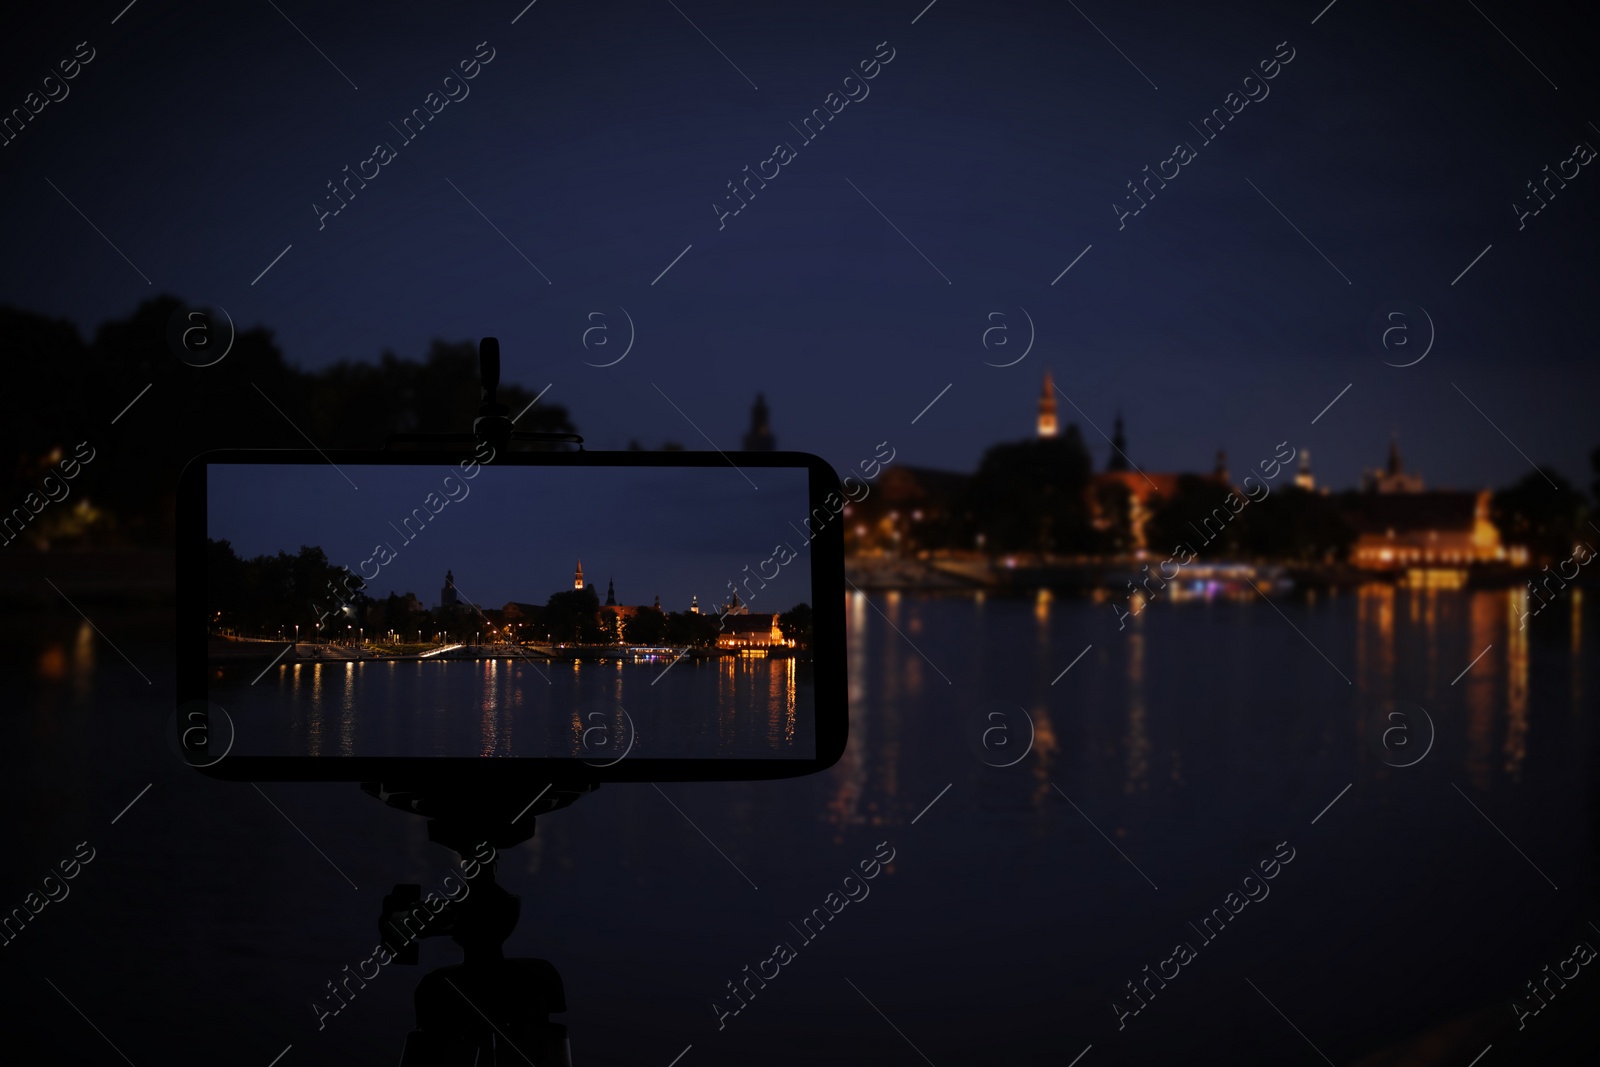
177;447;848;783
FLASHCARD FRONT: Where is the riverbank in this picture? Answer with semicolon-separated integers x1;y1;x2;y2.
207;636;805;668
846;553;1537;593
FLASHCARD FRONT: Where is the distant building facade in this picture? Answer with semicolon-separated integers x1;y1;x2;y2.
1343;439;1515;569
716;613;792;650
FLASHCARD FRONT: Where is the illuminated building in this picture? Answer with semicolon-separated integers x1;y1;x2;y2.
1347;489;1509;569
573;559;584;590
1344;440;1514;570
715;613;794;651
1294;449;1315;491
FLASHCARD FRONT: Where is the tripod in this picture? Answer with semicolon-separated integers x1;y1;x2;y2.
364;780;597;1066
369;338;593;1065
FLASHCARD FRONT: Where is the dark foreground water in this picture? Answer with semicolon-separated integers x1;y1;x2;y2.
216;654;814;760
2;586;1596;1065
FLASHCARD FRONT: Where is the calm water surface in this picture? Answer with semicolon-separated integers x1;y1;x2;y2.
2;586;1594;1065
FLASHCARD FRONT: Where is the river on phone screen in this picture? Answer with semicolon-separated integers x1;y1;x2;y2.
209;653;815;759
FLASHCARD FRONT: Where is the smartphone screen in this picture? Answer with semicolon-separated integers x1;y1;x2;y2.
179;449;847;781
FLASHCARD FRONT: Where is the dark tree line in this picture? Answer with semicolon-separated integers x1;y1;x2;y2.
954;431;1100;554
206;539;361;638
3;297;575;550
1492;468;1590;566
1141;477;1355;563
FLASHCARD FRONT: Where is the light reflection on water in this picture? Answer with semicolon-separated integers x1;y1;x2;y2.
822;584;1586;828
29;585;1588;817
7;586;1592;1065
215;653;816;760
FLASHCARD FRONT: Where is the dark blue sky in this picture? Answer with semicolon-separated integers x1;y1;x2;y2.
207;463;813;611
3;0;1596;493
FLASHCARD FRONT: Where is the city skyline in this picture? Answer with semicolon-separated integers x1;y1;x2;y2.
4;2;1594;498
206;463;813;613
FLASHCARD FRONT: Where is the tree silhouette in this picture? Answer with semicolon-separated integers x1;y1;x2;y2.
1493;469;1588;565
956;429;1096;554
2;297;578;549
544;587;602;644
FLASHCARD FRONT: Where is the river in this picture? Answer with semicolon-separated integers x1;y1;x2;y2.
1;586;1593;1065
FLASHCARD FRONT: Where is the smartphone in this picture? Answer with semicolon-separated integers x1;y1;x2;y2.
176;447;848;783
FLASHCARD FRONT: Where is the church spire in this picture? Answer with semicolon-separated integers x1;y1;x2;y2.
1107;410;1130;472
605;578;616;606
742;394;776;450
574;559;584;590
1037;369;1058;437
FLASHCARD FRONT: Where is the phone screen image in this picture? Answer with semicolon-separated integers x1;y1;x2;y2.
196;456;833;767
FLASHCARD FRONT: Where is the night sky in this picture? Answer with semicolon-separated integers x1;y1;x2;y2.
207;463;813;612
3;0;1596;492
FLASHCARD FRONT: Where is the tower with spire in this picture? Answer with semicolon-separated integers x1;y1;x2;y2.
574;559;584;590
440;569;459;608
1364;432;1423;493
1107;411;1130;471
742;394;776;451
605;579;616;607
1037;370;1058;438
1295;449;1315;491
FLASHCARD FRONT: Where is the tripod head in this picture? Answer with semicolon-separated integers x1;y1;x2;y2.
363;778;595;965
383;336;584;453
472;336;515;453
